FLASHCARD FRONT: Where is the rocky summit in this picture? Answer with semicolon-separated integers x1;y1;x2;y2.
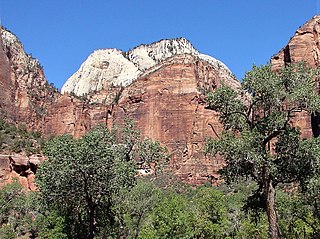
62;37;236;96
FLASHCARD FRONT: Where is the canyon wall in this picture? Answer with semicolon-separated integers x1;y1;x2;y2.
271;15;320;138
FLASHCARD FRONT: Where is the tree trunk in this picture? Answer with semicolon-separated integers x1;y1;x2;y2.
134;213;143;239
265;179;281;239
87;205;95;239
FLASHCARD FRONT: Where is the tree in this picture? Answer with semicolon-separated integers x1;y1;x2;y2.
36;125;136;239
114;179;162;239
0;179;36;238
138;191;196;239
192;187;231;238
133;138;169;174
205;63;320;238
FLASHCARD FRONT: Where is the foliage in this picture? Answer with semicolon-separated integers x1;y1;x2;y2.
36;125;137;238
35;210;68;239
0;118;42;155
114;179;162;239
0;180;37;239
205;63;320;238
139;191;196;239
134;138;169;174
36;121;169;238
191;187;231;238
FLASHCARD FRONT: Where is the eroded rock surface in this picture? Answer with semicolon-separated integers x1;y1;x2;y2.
0;153;44;191
107;54;238;184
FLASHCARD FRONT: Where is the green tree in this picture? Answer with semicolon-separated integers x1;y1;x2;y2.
36;125;136;239
139;191;196;239
0;179;36;238
134;138;169;174
192;187;231;238
114;180;162;239
35;210;68;239
205;63;320;239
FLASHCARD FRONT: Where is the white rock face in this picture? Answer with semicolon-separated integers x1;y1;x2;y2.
62;49;141;96
62;38;234;95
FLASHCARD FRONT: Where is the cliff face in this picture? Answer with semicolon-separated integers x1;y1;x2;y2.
271;16;320;70
0;33;13;120
271;15;320;138
1;28;59;129
109;54;236;184
42;94;108;139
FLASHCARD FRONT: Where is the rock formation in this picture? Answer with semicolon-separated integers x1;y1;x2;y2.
109;54;236;184
62;38;236;96
271;15;320;138
271;15;320;70
0;29;240;186
60;38;239;184
0;153;44;191
0;27;59;129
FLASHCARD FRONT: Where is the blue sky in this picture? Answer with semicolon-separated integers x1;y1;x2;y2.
1;1;318;90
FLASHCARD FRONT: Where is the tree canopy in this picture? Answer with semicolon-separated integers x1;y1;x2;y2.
205;63;320;239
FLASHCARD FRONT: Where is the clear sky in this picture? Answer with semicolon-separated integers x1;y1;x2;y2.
1;0;318;90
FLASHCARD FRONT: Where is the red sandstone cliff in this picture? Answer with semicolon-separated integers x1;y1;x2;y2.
0;27;59;129
271;15;320;138
272;16;320;70
109;54;235;184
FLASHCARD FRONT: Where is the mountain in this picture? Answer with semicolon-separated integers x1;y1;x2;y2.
0;29;240;185
2;15;319;188
61;38;237;96
57;38;239;185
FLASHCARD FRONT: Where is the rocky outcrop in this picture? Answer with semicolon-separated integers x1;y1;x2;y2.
1;27;59;129
272;15;320;70
0;153;44;191
62;38;235;96
271;15;320;138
